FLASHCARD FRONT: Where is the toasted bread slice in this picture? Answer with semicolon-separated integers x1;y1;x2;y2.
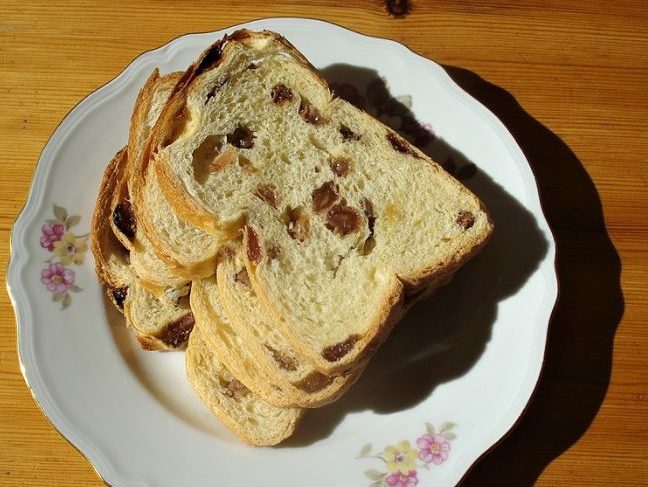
185;326;303;446
91;148;193;350
151;30;493;374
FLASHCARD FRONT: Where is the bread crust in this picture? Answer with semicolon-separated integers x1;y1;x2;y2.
185;328;304;446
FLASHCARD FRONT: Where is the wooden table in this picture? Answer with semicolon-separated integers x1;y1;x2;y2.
1;1;646;485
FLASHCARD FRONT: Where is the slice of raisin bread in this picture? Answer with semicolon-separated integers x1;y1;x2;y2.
214;245;362;407
127;69;223;279
91;148;194;350
185;326;303;446
151;30;493;374
190;246;361;407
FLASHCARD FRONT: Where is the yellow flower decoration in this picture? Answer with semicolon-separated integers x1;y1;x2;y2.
383;440;418;474
53;233;87;265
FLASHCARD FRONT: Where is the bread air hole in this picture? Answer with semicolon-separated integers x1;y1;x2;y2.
284;206;310;242
264;344;298;371
192;135;226;184
359;197;377;256
340;124;361;141
162;105;191;148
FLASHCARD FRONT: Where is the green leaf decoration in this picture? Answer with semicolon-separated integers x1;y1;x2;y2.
65;215;81;229
358;443;372;457
443;432;457;441
364;470;386;481
426;422;436;435
46;218;63;226
370;481;384;487
69;284;82;293
53;204;67;221
52;292;64;302
61;293;71;310
440;422;456;433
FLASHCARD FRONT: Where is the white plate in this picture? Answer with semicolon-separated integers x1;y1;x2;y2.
8;18;556;487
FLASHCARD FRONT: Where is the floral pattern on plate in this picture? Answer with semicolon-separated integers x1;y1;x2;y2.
357;422;457;487
39;204;87;309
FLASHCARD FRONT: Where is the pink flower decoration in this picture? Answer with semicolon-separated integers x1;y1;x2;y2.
41;263;75;293
417;433;451;465
40;223;65;251
386;470;418;487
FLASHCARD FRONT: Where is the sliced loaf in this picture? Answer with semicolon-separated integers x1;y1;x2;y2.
190;245;360;407
151;30;493;374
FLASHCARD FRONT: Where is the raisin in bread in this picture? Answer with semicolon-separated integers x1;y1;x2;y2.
127;69;223;279
185;326;303;446
151;30;494;374
190;245;361;407
91;148;194;350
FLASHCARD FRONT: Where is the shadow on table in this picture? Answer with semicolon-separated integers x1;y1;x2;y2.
284;64;550;447
441;65;624;486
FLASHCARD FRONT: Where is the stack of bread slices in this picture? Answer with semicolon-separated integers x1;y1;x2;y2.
90;29;493;446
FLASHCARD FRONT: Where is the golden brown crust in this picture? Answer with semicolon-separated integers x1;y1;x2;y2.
126;70;221;276
90;147;130;288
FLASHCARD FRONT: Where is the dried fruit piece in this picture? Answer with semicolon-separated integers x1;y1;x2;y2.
223;378;249;400
329;157;351;177
299;100;328;126
111;286;128;309
295;372;333;393
227;125;255;149
286;207;310;242
246;226;263;263
312;181;339;212
112;201;136;241
326;204;363;236
339;124;361;141
267;244;282;260
254;184;279;208
159;313;195;348
271;83;293;104
456;210;475;230
234;269;251;286
386;131;420;158
322;335;359;362
208;146;236;173
264;345;298;371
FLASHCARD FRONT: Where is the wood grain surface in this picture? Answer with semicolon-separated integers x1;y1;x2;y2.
1;1;646;485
